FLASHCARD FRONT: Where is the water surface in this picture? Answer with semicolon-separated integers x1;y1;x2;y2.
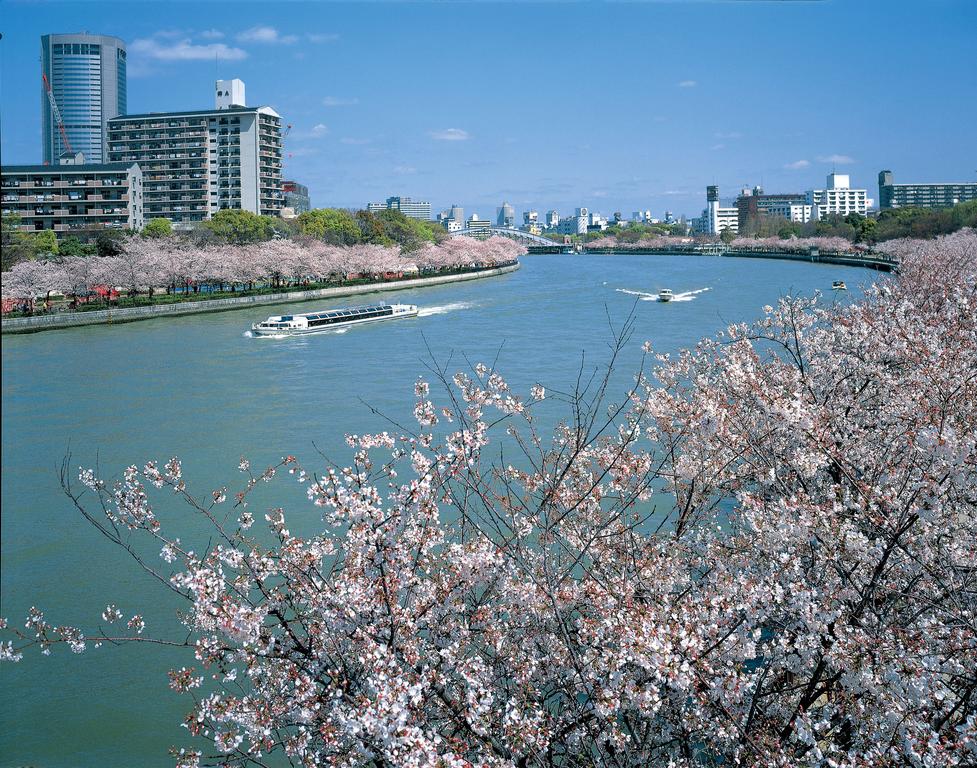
0;253;874;766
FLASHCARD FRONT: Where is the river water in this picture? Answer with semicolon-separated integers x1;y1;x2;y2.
0;253;874;766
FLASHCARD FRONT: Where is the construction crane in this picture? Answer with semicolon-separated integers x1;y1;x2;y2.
282;123;293;169
42;72;72;160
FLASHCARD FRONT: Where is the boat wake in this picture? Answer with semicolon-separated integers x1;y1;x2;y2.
616;287;711;302
671;287;711;302
418;301;471;317
242;330;253;338
616;288;658;301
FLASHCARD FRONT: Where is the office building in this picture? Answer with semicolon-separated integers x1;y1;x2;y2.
2;155;144;234
523;210;538;227
41;33;127;164
106;79;283;226
693;186;739;235
366;196;432;220
466;214;491;235
736;186;809;231
283;180;310;214
806;173;867;218
497;201;515;228
878;170;977;210
557;208;589;235
588;212;608;231
545;210;559;229
447;204;464;223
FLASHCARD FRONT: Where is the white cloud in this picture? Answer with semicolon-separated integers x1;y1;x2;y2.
711;143;725;151
237;26;298;45
322;96;359;107
784;159;811;170
715;131;742;139
130;38;247;61
310;123;328;138
307;33;339;43
341;138;371;145
677;80;697;88
200;29;224;40
430;128;470;141
818;154;855;164
394;165;417;175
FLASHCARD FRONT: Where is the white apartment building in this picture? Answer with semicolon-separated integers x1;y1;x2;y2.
545;210;559;229
764;201;816;223
806;173;867;218
106;79;283;226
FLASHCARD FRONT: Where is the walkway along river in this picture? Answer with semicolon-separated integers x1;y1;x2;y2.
1;261;521;335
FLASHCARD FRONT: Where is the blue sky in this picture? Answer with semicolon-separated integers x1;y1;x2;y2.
1;0;975;219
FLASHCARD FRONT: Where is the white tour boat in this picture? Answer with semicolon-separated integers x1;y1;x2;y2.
832;280;847;291
251;303;418;336
658;289;674;303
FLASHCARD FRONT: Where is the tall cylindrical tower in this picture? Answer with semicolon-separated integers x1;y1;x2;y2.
41;33;127;164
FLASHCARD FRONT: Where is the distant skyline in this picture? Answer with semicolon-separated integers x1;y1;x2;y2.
1;0;976;219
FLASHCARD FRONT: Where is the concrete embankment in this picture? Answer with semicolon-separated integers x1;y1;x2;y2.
1;262;521;335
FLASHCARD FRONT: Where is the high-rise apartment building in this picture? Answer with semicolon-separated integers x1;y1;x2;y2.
106;80;283;226
878;170;977;210
806;173;867;218
41;33;127;164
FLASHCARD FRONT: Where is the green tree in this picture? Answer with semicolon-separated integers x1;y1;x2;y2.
32;230;59;259
296;208;361;245
202;209;276;244
57;236;96;257
375;209;440;252
720;227;736;245
142;218;173;239
355;210;391;245
95;229;126;256
1;214;33;270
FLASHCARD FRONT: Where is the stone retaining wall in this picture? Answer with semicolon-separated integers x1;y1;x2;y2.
2;262;521;335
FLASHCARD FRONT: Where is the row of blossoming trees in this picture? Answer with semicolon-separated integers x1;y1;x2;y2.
3;229;976;766
0;236;525;313
586;234;860;254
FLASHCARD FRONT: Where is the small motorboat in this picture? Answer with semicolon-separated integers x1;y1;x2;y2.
832;281;847;291
658;289;674;302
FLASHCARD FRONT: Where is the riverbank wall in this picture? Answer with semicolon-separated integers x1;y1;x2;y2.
1;262;521;335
